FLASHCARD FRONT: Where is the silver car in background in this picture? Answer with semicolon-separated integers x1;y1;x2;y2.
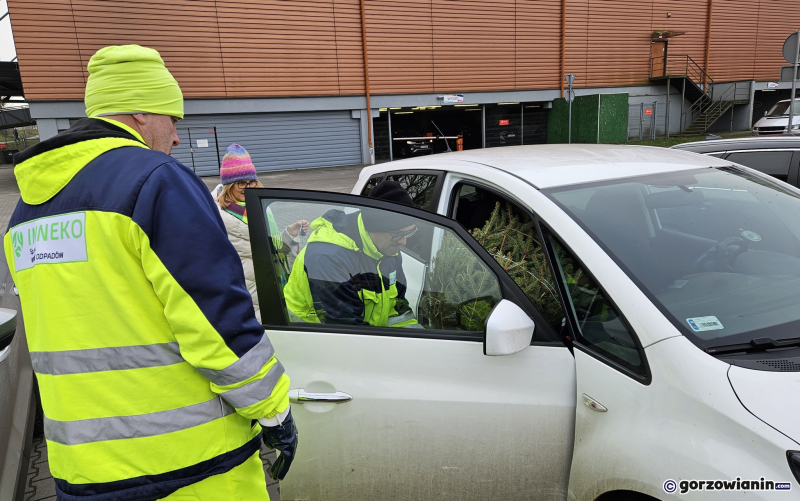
753;99;800;135
0;250;35;501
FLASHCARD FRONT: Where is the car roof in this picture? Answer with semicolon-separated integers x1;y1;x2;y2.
363;144;730;189
670;135;800;153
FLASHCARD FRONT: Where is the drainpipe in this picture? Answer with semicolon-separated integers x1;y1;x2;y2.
747;79;755;131
703;0;713;89
359;0;374;163
560;0;566;98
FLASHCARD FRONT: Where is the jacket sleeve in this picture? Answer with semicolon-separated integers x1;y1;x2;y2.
387;259;420;328
131;160;289;419
304;244;370;325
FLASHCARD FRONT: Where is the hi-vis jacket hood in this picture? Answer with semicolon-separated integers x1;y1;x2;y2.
14;118;148;205
4;118;289;501
283;209;417;327
306;208;384;260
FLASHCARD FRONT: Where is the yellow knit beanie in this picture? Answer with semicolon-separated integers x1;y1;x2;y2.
84;45;184;119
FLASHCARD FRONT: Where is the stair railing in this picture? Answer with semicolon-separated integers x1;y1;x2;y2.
683;81;750;134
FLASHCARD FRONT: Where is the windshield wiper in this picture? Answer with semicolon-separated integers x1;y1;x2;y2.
705;336;800;356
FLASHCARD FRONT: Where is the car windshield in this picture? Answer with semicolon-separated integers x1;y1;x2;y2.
545;167;800;349
767;101;800;117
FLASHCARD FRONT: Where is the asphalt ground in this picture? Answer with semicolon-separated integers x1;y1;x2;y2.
0;162;363;501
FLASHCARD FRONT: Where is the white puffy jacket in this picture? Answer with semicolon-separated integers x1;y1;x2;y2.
218;205;297;323
218;208;261;322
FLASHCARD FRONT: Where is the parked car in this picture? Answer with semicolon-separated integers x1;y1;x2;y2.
391;128;434;158
245;144;800;501
0;249;35;501
671;135;800;186
752;99;800;135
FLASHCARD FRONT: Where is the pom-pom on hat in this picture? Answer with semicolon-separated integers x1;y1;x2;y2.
220;144;258;185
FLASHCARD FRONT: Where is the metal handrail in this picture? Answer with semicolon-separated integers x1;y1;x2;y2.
683;81;752;133
649;54;715;90
650;54;752;134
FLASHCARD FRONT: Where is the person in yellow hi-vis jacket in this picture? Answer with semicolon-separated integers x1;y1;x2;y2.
2;45;297;500
284;181;421;328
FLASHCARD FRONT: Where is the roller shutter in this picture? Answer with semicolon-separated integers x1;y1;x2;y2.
171;110;362;176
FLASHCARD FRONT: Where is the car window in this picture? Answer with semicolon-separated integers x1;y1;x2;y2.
451;183;566;334
360;175;384;197
548;236;647;378
360;172;441;212
260;198;502;337
725;151;793;181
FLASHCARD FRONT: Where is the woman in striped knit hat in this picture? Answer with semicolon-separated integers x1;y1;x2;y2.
216;143;308;322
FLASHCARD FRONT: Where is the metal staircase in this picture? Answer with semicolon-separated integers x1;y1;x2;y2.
650;55;750;135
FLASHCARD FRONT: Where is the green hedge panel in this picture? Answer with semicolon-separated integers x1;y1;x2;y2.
547;93;629;144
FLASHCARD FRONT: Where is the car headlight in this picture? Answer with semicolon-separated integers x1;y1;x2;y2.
788;451;800;484
406;141;413;144
792;124;800;130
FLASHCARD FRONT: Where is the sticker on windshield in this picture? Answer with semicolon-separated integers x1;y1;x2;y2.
687;316;723;332
740;230;761;242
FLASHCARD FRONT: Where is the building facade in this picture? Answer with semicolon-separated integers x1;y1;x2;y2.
8;0;800;173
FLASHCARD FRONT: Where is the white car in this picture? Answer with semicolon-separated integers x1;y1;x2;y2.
753;99;800;135
244;144;800;501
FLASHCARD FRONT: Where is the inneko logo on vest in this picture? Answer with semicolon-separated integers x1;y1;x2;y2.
13;212;87;272
11;230;23;258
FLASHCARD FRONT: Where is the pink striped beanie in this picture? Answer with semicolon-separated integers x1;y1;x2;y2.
220;143;257;185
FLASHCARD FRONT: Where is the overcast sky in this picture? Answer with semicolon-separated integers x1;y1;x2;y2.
0;1;17;62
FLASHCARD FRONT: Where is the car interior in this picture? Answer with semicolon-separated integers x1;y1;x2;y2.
261;199;503;335
550;167;800;342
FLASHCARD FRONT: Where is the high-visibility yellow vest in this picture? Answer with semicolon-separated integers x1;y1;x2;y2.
4;118;289;500
283;210;417;327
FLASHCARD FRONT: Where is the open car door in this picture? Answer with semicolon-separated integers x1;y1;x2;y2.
246;188;576;500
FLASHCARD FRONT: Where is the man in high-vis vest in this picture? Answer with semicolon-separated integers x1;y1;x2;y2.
283;181;420;327
3;45;297;500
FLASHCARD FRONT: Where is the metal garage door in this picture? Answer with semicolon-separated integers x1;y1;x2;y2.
171;110;362;176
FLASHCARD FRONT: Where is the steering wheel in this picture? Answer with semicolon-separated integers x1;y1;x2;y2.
691;236;749;274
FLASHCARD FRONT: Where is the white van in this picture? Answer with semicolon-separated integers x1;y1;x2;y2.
754;99;800;135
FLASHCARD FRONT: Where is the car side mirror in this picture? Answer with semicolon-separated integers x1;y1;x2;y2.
0;308;17;364
484;300;535;356
764;111;768;117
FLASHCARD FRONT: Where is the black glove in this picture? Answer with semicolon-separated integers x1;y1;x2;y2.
261;409;298;481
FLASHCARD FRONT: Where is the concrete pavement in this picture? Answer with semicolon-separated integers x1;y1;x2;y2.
0;162;363;501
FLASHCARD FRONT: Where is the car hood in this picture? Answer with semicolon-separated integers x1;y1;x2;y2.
754;116;799;127
728;365;800;445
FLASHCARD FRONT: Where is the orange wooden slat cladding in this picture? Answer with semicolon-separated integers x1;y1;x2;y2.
6;0;797;100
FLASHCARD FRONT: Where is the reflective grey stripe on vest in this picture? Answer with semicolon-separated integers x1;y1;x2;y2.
387;311;418;327
30;342;183;376
221;360;285;409
45;397;235;446
196;334;276;387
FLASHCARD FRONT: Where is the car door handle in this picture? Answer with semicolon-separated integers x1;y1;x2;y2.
288;389;353;404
